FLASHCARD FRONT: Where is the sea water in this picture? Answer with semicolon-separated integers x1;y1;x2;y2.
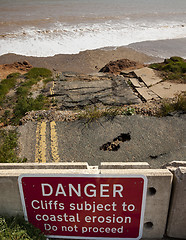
0;0;186;56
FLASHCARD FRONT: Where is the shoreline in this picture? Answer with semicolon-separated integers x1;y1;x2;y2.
0;38;185;75
0;46;158;75
128;38;186;59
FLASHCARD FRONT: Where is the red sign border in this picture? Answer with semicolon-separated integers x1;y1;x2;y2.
18;174;147;240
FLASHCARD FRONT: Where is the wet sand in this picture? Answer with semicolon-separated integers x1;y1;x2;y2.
129;38;186;59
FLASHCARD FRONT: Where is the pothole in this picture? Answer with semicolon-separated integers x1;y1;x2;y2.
100;133;131;152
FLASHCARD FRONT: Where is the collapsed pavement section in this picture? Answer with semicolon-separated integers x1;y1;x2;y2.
44;73;141;109
121;67;186;102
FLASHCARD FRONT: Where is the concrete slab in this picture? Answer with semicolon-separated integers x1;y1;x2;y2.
100;162;150;169
101;169;173;239
0;168;100;177
136;87;154;101
0;162;88;169
130;78;141;88
133;67;162;87
166;167;186;239
150;82;186;99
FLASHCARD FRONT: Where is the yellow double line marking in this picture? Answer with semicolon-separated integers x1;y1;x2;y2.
35;122;47;163
35;121;60;162
50;81;55;96
50;121;60;162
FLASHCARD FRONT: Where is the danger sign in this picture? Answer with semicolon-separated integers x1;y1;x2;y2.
18;174;147;239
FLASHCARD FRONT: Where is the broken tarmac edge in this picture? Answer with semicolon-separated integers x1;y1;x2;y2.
0;161;185;239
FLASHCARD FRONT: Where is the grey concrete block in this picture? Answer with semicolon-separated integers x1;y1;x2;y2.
0;162;88;169
0;168;100;216
0;176;23;216
161;160;186;170
100;162;150;169
0;168;100;177
166;167;186;239
101;169;173;239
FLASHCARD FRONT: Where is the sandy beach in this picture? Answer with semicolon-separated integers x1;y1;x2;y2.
0;45;158;75
1;0;185;74
0;0;186;75
0;37;185;76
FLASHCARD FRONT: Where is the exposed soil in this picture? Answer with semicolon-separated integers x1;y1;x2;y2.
0;60;32;79
99;58;144;74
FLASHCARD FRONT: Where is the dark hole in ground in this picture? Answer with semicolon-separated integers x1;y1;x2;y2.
150;155;158;159
100;133;131;151
115;133;131;142
110;143;120;151
100;142;112;151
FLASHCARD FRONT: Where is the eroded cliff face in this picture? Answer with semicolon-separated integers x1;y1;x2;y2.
0;60;32;79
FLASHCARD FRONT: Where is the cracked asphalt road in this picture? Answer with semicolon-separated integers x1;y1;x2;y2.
18;115;186;168
45;73;141;109
18;72;186;168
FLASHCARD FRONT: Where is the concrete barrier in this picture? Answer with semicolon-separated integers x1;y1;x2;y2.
166;167;186;239
0;163;172;239
0;162;150;170
100;162;150;169
162;160;186;170
0;168;99;217
0;162;88;169
101;169;172;239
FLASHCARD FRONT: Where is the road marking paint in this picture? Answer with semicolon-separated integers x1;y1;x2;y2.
35;122;47;163
50;121;60;162
35;122;41;163
40;122;47;163
50;81;55;96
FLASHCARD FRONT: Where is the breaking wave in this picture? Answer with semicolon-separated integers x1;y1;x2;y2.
0;19;186;57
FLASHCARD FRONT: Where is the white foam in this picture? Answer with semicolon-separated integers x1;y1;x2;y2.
0;20;186;57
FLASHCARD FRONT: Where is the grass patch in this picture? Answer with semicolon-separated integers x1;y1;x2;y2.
0;216;46;240
159;92;186;116
0;130;26;163
0;110;11;126
43;77;53;86
11;95;49;125
10;68;52;125
78;106;135;123
16;68;52;98
25;67;52;80
78;106;104;123
0;68;53;126
0;73;20;104
149;56;186;83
